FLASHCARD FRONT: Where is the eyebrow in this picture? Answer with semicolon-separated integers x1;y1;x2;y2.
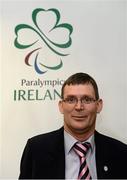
64;95;95;98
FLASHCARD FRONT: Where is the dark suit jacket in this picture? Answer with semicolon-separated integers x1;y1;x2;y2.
19;127;127;179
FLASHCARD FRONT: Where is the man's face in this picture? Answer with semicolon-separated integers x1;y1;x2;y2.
59;84;103;137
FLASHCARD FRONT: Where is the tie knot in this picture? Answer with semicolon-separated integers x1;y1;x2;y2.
73;142;91;158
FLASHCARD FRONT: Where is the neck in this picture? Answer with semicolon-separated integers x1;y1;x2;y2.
64;126;95;142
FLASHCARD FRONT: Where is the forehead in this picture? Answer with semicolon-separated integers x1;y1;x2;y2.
63;84;95;97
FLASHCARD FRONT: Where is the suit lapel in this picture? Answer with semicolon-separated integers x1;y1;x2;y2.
95;131;111;179
47;127;65;179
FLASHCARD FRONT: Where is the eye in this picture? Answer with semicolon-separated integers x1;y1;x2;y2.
82;96;95;104
63;96;77;104
67;97;76;103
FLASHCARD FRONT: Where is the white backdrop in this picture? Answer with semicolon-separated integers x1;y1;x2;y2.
1;0;127;178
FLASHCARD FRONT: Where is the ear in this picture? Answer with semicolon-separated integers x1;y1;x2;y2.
97;99;103;113
58;100;64;114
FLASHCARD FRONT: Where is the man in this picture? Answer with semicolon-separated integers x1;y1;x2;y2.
19;72;127;179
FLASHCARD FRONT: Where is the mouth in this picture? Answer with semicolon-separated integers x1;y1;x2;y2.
71;115;88;120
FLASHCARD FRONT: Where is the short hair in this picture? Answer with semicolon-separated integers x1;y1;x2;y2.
61;72;99;100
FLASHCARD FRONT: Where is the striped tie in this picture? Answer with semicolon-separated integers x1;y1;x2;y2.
73;142;92;180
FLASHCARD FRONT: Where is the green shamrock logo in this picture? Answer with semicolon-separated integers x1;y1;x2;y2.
14;8;73;74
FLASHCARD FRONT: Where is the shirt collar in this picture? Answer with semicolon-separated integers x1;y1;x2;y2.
64;130;95;155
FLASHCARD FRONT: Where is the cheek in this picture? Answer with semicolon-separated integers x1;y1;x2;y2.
59;103;72;114
63;108;72;115
62;107;74;119
87;106;98;115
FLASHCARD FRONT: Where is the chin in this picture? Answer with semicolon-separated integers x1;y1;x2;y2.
73;121;88;129
72;125;88;132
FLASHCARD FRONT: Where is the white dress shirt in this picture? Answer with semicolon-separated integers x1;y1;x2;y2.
64;130;97;179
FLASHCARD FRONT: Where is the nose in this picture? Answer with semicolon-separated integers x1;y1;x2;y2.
75;100;84;110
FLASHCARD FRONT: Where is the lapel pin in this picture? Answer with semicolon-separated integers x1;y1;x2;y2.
104;165;108;172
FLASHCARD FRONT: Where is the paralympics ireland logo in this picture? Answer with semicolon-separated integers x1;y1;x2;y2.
14;8;73;74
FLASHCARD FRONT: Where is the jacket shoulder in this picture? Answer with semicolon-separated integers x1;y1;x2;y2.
95;131;127;152
95;131;127;179
27;127;64;150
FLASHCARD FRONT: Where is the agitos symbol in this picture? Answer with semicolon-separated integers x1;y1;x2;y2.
14;8;73;74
